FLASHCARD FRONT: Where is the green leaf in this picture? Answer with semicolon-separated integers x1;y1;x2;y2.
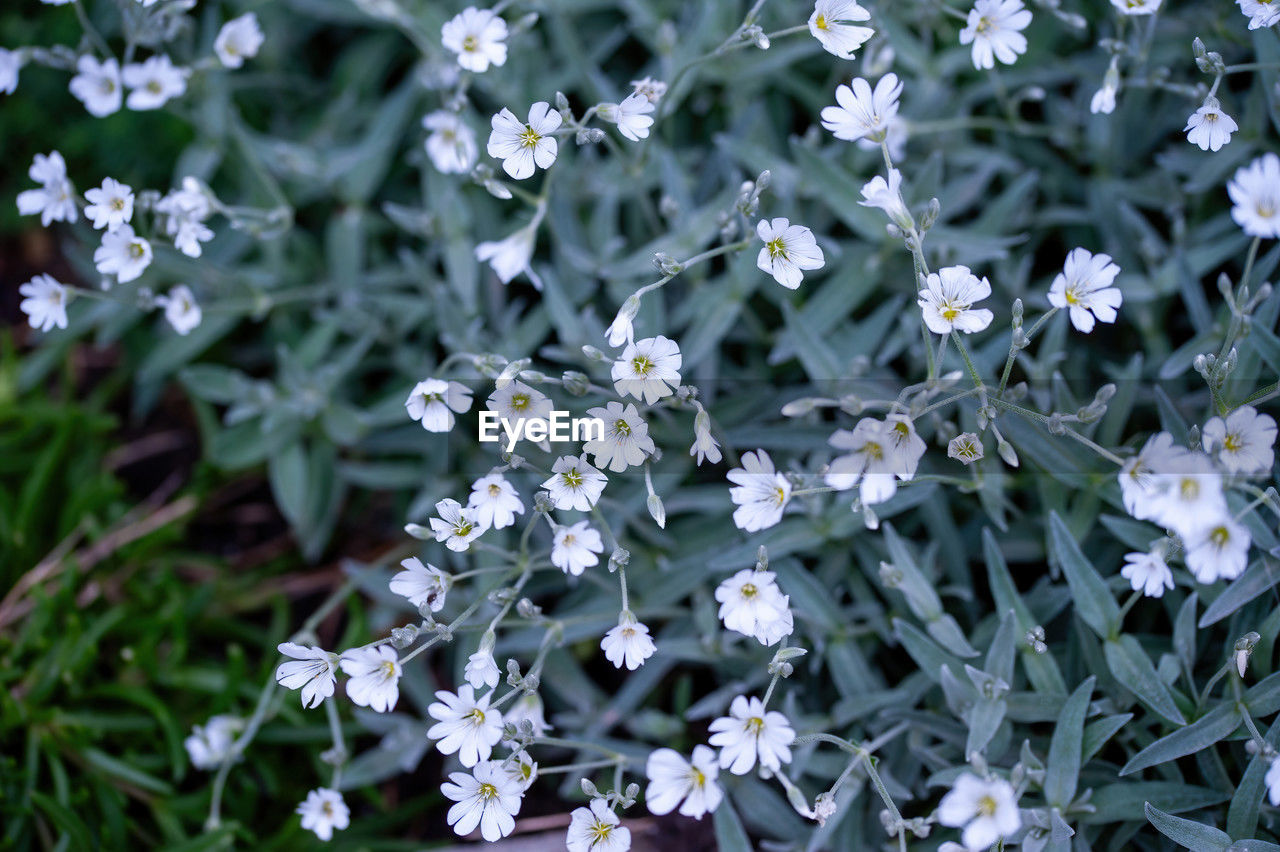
1144;803;1231;851
268;443;309;530
714;798;755;852
1121;703;1238;775
1105;634;1187;725
1082;713;1132;764
1200;559;1280;628
1228;713;1280;839
30;792;94;850
1045;676;1094;809
1081;783;1230;824
1048;512;1120;639
982;528;1066;694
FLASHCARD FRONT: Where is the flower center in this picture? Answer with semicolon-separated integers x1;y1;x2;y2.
1178;477;1199;500
814;14;828;29
462;35;479;53
1210;526;1229;547
1064;285;1083;306
614;418;632;437
146;80;162;94
864;441;884;460
519;126;542;148
422;391;441;404
561;469;583;488
512;393;529;410
467;708;487;725
488;483;502;496
453;520;474;537
111;198;125;211
631;355;653;376
691;767;707;787
746;716;765;734
766;237;788;260
741;582;758;599
589;821;614;841
562;534;576;547
976;795;998;817
773;486;787;506
975;16;991;33
478;782;498;800
129;242;146;259
322;801;334;816
379;660;397;679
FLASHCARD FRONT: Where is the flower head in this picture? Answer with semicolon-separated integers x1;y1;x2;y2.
157;285;202;335
821;73;902;142
936;773;1021;851
340;645;402;712
1111;0;1161;13
155;178;215;258
708;695;796;774
429;498;486;551
918;265;994;335
860;168;913;231
645;746;723;820
959;0;1032;70
601;610;657;670
442;7;508;73
424;110;479;174
552;520;605;576
1229;153;1280;239
427;684;505;767
122;55;189;110
215;13;264;68
612;336;682;404
599;92;655;142
542;454;608;511
476;219;542;287
1185;99;1238;152
487;102;561;180
727;449;791;532
567;798;631;852
1048;248;1122;333
468;473;525;529
1240;0;1280;30
390;556;449;611
184;715;244;770
1185;517;1251;584
716;568;794;645
17;151;77;226
809;0;874;59
756;218;825;289
1202;405;1277;474
0;48;21;96
441;760;523;841
19;274;69;332
297;788;349;841
1121;550;1174;598
630;77;667;103
406;378;473;432
275;642;338;709
69;55;122;117
584;401;655;472
465;648;501;690
94;224;153;284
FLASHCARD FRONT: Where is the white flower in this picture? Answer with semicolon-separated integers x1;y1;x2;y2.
275;642;338;709
505;693;552;736
476;219;541;287
486;381;554;445
936;773;1021;851
468;473;525;529
424;110;478;174
1185;99;1238;152
612;336;682;404
390;556;449;611
1111;0;1161;13
155;177;215;258
690;406;723;466
1119;432;1184;519
1203;405;1277;474
94;224;153;284
19;274;69;332
820;73;902;143
441;760;523;841
605;297;639;347
429;498;486;551
826;418;909;505
959;0;1032;70
708;695;796;775
715;568;793;644
1240;0;1280;30
84;177;134;232
808;0;874;59
487;102;561;180
1185;517;1251;584
1267;756;1280;805
504;749;538;791
755;218;825;289
465;649;501;690
601;610;657;670
727;449;791;532
584;401;655;472
860;168;913;231
1147;452;1227;538
1229;153;1280;239
405;378;473;432
122;55;189;110
1047;248;1122;333
157;284;202;335
567;798;631;852
1121;550;1174;597
630;76;667;103
754;599;794;646
427;684;505;767
552;520;604;576
215;13;264;68
599;92;655;142
296;788;350;841
184;715;244;770
442;7;508;73
645;746;723;820
340;645;402;713
1090;64;1119;115
17;151;77;226
542;454;608;511
918;265;994;335
0;48;21;95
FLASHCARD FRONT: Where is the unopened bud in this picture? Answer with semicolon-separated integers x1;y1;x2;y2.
756;545;769;571
609;547;630;573
647;493;667;528
390;624;420;648
581;345;606;362
562;371;590;396
997;439;1019;467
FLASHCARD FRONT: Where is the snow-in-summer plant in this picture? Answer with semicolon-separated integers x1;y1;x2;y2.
9;0;1280;848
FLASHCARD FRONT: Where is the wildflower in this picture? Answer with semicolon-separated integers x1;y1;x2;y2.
884;413;927;479
476;219;541;287
505;693;552;736
808;0;874;60
584;401;655;472
1090;60;1119;115
340;645;402;712
860;168;913;231
1147;452;1227;537
949;432;985;464
275;642;339;709
645;746;723;820
936;773;1021;851
157;285;202;335
405;378;473;432
716;568;793;645
1121;550;1174;597
69;55;122;117
155;178;215;258
19;275;69;332
918;265;994;335
94;224;153;284
17;151;77;226
755;218;825;289
390;557;449;611
1118;432;1186;520
708;695;796;775
826;418;902;505
959;0;1032;70
442;7;508;73
567;798;632;852
727;449;791;532
630;76;667;103
1185;517;1251;584
468;474;525;530
542;454;608;511
612;336;682;404
297;788;350;841
820;73;902;143
487;381;554;449
1185;98;1237;152
599;92;655;142
690;406;723;466
465;648;501;690
424;110;478;174
0;48;20;95
430;498;486;551
552;520;605;576
1111;0;1161;13
1202;405;1277;473
184;715;244;770
1229;153;1280;239
84;178;134;232
442;760;523;841
601;610;657;670
1240;0;1280;30
215;13;264;68
1047;248;1123;333
488;102;561;180
122;55;189;110
504;750;538;791
427;684;505;767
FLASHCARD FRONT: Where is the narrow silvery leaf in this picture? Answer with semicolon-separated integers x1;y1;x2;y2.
1105;635;1187;726
1049;512;1120;640
1045;676;1094;809
1143;803;1232;851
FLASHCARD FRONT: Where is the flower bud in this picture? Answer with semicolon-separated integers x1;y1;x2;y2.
405;523;431;540
581;345;606;362
756;545;769;571
581;778;599;798
647;493;667;529
390;624;420;648
562;371;590;396
609;547;630;573
997;438;1019;468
